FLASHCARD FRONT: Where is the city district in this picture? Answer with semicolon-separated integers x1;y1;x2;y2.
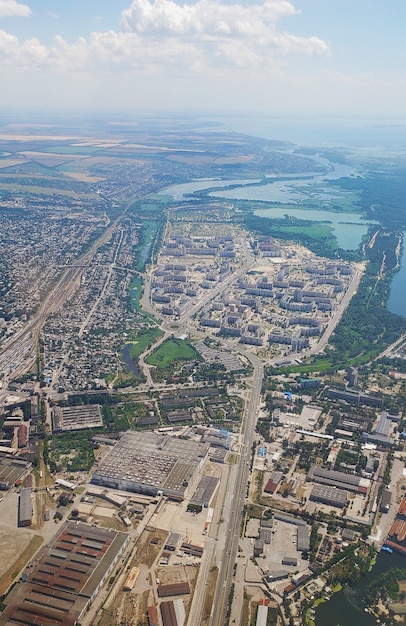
0;122;405;626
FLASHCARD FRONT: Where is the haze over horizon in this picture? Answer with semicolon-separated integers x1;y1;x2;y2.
0;0;405;123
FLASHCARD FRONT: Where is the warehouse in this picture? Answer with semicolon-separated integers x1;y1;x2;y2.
310;484;348;509
297;525;310;552
0;522;129;626
52;404;103;432
307;465;370;494
380;489;392;513
18;487;32;527
92;431;209;500
160;599;185;626
190;475;219;508
157;582;190;598
256;604;268;626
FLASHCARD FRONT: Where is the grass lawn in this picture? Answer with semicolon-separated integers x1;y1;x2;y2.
128;327;163;358
146;338;200;369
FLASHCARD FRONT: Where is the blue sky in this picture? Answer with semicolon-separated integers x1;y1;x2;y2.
0;0;405;119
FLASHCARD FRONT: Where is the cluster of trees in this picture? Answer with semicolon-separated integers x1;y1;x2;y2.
45;430;95;473
327;544;376;587
364;568;406;606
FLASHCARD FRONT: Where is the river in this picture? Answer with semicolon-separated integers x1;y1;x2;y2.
160;156;375;250
388;231;406;318
316;551;406;626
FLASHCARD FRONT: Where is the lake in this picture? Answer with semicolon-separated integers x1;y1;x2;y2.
316;550;406;626
253;206;376;251
160;157;373;250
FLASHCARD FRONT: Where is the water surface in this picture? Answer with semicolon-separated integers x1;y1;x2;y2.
316;551;405;626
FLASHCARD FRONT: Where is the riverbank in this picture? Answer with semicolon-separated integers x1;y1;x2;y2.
316;551;406;626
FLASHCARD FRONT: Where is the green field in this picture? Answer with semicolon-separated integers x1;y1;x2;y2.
146;338;200;369
271;222;335;241
128;327;163;358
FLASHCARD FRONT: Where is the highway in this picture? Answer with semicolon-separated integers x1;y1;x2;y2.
209;350;263;626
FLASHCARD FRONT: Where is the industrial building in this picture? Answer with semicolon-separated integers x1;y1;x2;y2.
52;404;103;432
310;484;348;508
147;605;159;626
0;455;31;491
254;539;264;557
123;567;140;591
380;489;392;513
307;466;370;494
160;599;185;626
266;570;289;582
157;583;190;598
165;533;181;552
297;525;310;552
18;487;32;527
190;475;219;508
264;471;283;494
92;431;209;499
0;522;129;626
282;557;298;566
273;513;310;552
256;604;268;626
327;388;383;407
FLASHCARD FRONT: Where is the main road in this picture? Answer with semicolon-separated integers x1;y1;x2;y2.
208;349;263;626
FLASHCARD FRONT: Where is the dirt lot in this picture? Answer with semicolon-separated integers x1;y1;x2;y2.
0;526;43;595
98;528;199;626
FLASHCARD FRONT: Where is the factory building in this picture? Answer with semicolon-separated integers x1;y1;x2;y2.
328;388;383;407
52;404;103;433
190;476;219;508
307;466;370;494
0;522;128;626
310;484;348;509
18;487;32;527
91;431;209;500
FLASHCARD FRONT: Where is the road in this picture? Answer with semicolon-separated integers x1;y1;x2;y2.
209;351;263;626
78;227;125;338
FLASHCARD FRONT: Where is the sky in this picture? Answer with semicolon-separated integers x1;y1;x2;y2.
1;0;406;121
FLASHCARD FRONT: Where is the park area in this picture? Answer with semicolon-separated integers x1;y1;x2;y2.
146;338;200;368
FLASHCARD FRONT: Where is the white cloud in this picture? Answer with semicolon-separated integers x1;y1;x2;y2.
0;0;31;17
121;0;299;38
0;0;329;75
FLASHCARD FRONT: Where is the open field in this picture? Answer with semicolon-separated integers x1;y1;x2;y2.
0;183;97;197
128;327;163;359
0;529;43;595
0;159;25;169
146;338;200;369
